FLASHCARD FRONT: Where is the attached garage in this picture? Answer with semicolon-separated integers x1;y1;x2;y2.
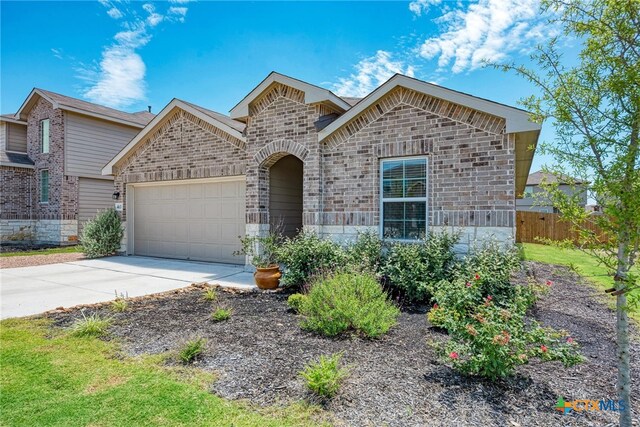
130;177;246;264
79;178;116;231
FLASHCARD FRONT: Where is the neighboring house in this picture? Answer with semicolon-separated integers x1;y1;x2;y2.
0;89;154;244
102;72;541;264
516;171;587;213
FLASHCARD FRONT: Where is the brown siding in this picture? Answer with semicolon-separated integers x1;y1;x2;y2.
66;113;139;179
78;177;115;226
269;155;303;236
6;123;27;153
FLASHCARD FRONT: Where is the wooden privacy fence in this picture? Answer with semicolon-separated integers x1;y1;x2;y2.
516;210;608;244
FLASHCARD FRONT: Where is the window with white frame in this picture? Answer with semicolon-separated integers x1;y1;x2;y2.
380;157;428;240
40;170;49;203
523;185;534;198
41;119;50;153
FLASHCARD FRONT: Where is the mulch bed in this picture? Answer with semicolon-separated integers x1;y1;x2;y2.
46;262;639;427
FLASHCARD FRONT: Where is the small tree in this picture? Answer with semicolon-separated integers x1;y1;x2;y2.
81;208;124;258
500;1;639;425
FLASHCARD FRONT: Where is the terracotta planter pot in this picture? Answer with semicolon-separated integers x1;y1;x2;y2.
253;265;281;290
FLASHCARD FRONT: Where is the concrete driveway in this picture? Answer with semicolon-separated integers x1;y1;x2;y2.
0;256;254;319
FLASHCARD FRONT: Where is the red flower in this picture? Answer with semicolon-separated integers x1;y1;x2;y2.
546;280;553;286
449;351;459;360
540;345;548;353
433;303;439;310
567;337;574;344
474;273;480;280
466;281;472;288
486;295;493;301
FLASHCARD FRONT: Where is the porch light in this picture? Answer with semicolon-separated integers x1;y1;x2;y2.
112;191;120;200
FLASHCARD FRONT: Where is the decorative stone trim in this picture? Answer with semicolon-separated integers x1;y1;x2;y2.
253;138;309;167
249;83;306;117
323;87;506;150
432;210;514;228
182;111;246;151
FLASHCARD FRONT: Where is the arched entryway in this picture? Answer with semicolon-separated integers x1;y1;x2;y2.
269;155;303;237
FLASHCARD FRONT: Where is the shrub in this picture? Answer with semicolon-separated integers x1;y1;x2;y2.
202;288;217;302
345;231;385;273
287;293;307;313
382;232;459;302
70;312;112;338
211;307;232;322
235;232;281;268
178;337;206;364
111;298;128;313
456;242;522;303
110;291;129;313
299;272;399;338
299;353;349;398
277;232;347;288
81;208;124;258
439;297;582;379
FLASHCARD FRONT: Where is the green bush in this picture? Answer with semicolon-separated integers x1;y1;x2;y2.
211;307;232;322
70;312;112;338
287;293;308;313
299;353;349;398
202;288;217;302
439;296;582;379
382;232;459;302
345;231;385;273
456;242;522;303
299;272;399;338
178;337;206;364
81;208;124;258
277;232;347;288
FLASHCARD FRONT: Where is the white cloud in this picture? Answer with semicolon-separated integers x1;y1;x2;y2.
408;0;442;17
106;7;123;19
418;0;556;73
168;6;188;22
332;50;415;97
79;1;190;108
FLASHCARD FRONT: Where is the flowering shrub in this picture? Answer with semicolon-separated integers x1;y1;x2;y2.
345;231;385;274
455;242;522;303
382;232;459;302
430;269;582;379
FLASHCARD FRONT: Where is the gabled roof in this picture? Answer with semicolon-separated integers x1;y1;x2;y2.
0;114;27;126
102;99;246;175
527;171;586;185
229;72;352;119
318;74;541;141
15;88;155;128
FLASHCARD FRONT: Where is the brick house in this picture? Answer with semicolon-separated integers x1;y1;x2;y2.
0;89;154;244
102;72;540;264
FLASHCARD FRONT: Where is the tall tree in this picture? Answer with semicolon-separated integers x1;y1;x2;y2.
501;1;639;425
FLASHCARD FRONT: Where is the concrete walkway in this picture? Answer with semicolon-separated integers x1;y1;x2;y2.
0;256;255;319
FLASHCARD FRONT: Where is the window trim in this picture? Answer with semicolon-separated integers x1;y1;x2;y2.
379;156;429;241
40;169;49;204
40;119;50;154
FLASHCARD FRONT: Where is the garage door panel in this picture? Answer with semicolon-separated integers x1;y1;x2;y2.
133;179;245;264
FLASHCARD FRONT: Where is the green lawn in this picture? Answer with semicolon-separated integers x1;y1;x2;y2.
0;318;325;427
519;243;639;322
0;245;82;257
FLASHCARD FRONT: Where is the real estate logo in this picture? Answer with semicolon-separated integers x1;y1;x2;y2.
555;396;626;414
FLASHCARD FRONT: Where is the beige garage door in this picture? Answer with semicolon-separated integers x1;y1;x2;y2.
79;178;116;232
133;179;246;264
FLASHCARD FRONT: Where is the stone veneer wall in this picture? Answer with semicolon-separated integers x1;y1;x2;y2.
0;219;78;245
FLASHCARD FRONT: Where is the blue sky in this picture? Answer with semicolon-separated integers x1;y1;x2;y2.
1;0;574;171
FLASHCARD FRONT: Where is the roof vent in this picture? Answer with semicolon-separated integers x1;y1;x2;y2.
148;106;152;113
